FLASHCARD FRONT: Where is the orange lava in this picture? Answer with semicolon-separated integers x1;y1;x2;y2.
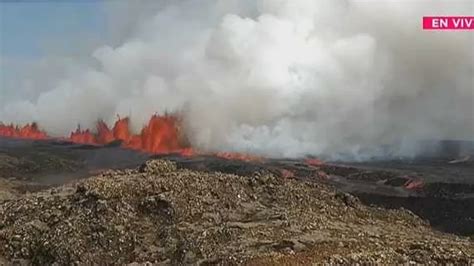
0;114;192;155
1;116;279;161
67;115;192;155
216;152;263;162
0;123;48;140
305;158;324;166
404;177;424;190
70;126;96;145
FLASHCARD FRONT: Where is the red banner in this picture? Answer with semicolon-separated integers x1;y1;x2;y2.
423;16;474;30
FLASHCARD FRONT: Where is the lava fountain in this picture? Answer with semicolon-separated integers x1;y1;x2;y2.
0;123;48;140
1;114;193;156
0;115;299;162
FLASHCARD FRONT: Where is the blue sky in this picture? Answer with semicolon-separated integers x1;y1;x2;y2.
0;1;107;59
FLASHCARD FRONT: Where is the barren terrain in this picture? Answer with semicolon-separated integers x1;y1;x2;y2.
0;138;473;264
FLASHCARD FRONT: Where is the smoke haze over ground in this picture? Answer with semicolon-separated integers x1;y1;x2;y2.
0;0;473;159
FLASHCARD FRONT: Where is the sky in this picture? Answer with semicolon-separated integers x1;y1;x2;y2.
0;1;106;59
0;0;110;104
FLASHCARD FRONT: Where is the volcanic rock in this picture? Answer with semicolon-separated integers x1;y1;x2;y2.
0;159;472;264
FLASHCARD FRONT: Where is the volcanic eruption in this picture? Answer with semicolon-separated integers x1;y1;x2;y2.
0;123;47;140
1;0;473;159
0;1;473;265
1;114;193;155
67;115;190;154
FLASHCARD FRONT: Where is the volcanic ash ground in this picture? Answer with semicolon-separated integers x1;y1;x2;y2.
0;159;472;265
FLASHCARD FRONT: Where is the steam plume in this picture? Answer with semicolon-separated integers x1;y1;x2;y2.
1;0;473;159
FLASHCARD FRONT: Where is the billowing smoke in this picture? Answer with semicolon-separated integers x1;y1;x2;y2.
1;0;473;159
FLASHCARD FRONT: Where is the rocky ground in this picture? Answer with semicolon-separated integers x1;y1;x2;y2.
0;159;472;265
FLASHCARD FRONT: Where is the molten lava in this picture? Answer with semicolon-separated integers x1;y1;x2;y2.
67;115;191;155
403;176;424;190
0;115;192;155
305;158;324;166
0;116;322;164
70;126;96;145
0;123;47;140
136;116;182;153
216;152;263;162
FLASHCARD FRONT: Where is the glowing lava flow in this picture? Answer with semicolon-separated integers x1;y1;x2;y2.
0;123;48;140
0;117;321;164
68;115;192;155
216;152;263;162
0;116;254;158
0;118;262;161
1;115;191;155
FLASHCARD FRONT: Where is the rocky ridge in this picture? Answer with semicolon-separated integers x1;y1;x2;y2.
0;160;472;264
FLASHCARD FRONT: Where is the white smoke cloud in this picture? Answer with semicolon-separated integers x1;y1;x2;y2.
1;0;473;159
